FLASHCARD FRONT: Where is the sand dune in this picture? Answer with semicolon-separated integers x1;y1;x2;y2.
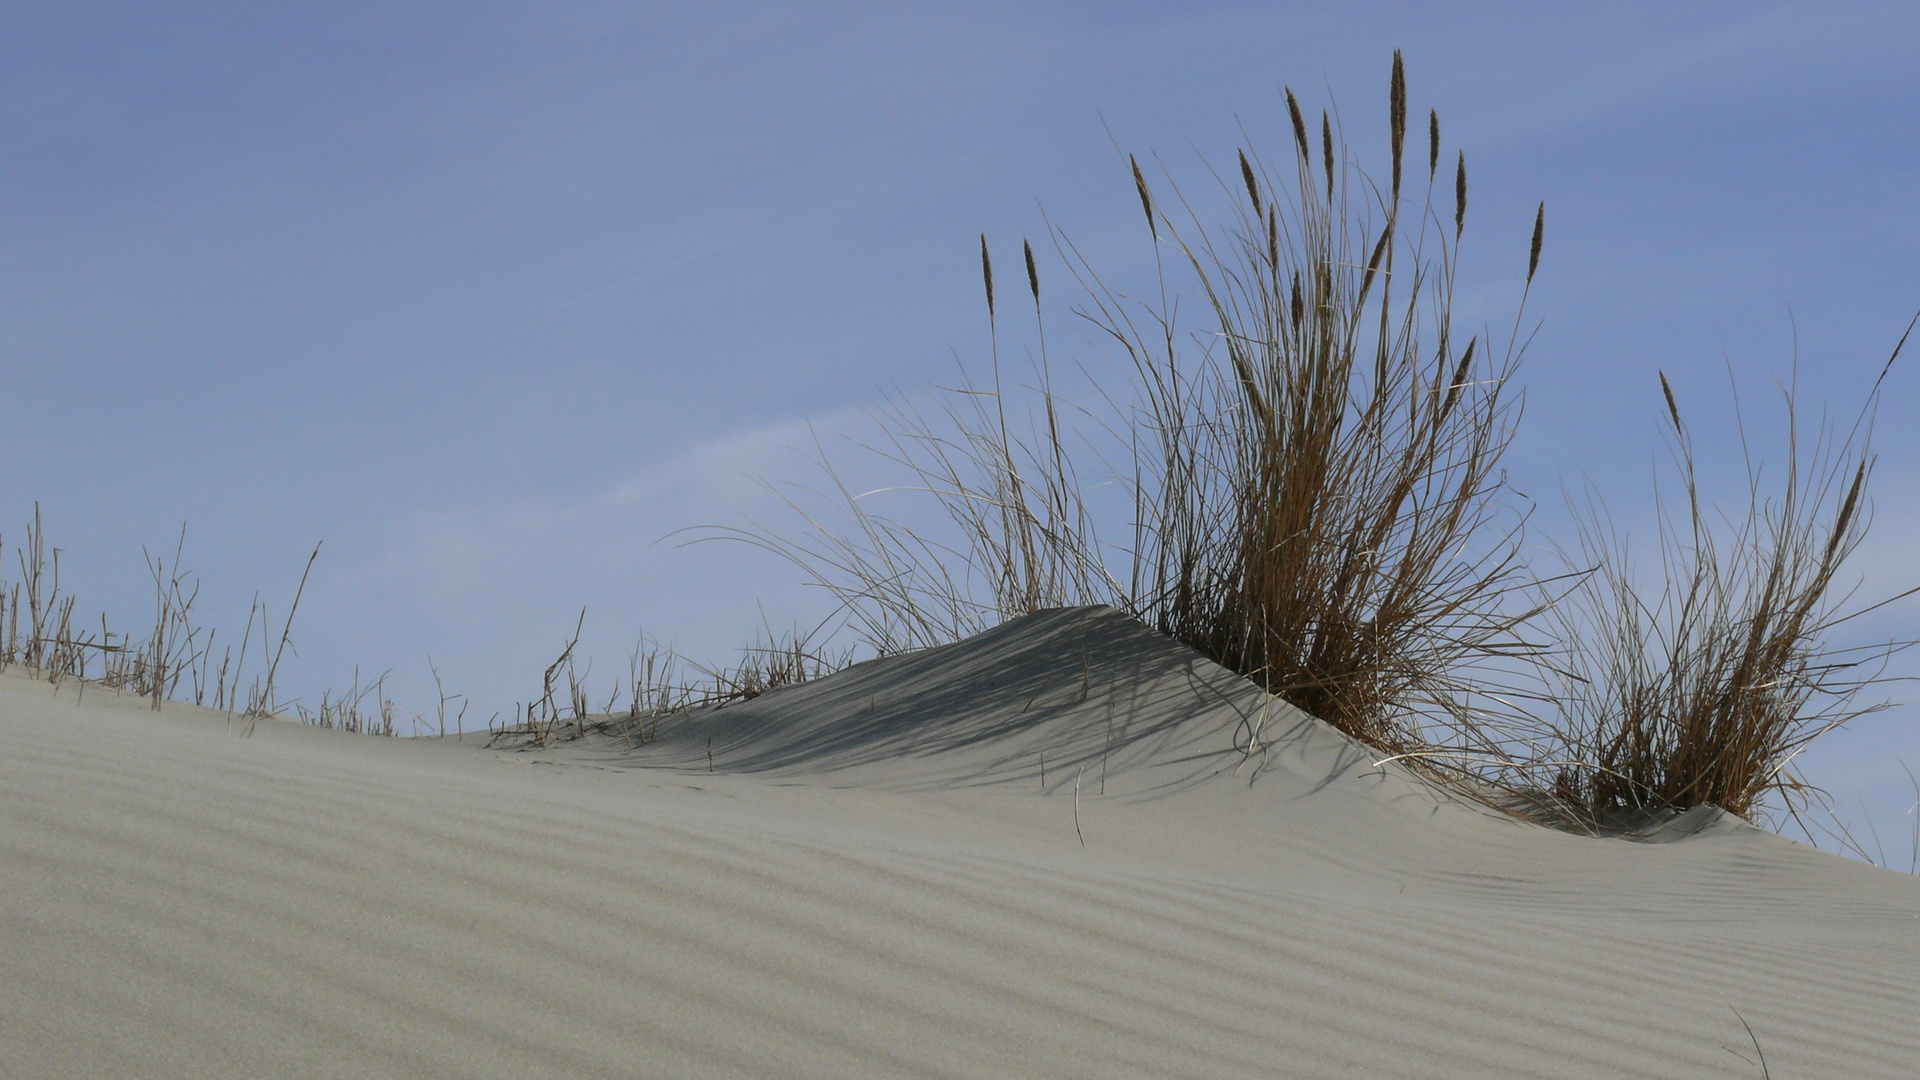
4;606;1914;1078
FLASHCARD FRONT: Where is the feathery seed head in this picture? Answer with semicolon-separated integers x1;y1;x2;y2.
1439;337;1478;422
1130;154;1157;242
1828;460;1867;562
1285;88;1309;162
1428;109;1439;179
1361;225;1390;294
1528;202;1545;284
1390;51;1406;201
980;234;995;319
1322;112;1335;199
1454;151;1467;237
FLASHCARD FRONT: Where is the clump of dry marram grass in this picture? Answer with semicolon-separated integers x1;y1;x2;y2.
1519;329;1918;825
737;53;1546;764
1092;55;1549;758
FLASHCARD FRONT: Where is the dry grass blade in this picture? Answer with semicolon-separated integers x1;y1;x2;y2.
242;541;321;731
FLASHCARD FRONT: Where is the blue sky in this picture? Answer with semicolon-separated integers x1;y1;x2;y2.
4;3;1917;855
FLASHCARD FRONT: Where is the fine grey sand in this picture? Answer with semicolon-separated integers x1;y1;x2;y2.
4;606;1915;1078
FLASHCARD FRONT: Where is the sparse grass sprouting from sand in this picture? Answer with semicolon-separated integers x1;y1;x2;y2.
1;505;218;706
0;514;398;736
1526;327;1919;824
489;616;847;749
295;666;399;736
691;630;841;704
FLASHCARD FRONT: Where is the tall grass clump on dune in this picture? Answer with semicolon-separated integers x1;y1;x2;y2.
1089;55;1546;753
1530;331;1918;825
742;53;1546;756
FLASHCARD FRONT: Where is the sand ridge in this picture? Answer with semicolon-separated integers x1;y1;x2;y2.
3;606;1915;1078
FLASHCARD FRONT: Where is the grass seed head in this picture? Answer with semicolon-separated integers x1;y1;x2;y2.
980;234;995;319
1322;111;1335;199
1239;148;1262;216
1454;150;1467;237
1528;202;1545;283
1660;371;1682;434
1439;337;1477;423
1827;459;1867;563
1361;224;1391;296
1130;154;1156;241
1286;88;1309;162
1429;109;1439;179
1390;51;1406;202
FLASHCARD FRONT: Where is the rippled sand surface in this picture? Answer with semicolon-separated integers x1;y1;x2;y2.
5;607;1915;1078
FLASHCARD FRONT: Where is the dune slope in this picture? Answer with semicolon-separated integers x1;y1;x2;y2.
3;606;1915;1078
